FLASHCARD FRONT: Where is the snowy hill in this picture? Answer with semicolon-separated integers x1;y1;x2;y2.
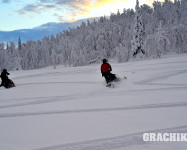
1;54;187;150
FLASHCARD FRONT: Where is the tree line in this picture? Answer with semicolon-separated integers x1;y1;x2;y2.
0;0;186;71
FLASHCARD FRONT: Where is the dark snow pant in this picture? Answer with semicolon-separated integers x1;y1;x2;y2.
0;78;8;87
103;72;115;84
0;79;5;87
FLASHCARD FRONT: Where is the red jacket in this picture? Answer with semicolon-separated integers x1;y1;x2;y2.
101;63;112;74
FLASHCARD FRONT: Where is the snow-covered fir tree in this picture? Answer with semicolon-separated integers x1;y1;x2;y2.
18;35;22;50
6;42;9;50
131;0;146;59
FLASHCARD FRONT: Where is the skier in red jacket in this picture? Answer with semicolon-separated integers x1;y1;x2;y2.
101;59;115;84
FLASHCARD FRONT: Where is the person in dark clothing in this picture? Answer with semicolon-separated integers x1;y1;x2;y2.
0;69;10;87
101;59;115;84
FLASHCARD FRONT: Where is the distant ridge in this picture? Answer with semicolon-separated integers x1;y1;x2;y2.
0;18;98;44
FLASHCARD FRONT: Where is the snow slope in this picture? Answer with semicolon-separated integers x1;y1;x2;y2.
0;54;187;150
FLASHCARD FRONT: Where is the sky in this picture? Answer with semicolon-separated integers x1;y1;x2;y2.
0;0;166;31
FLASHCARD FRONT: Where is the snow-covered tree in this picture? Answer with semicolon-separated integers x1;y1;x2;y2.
6;42;9;50
131;0;146;59
18;35;22;50
6;41;22;70
115;43;129;63
145;21;171;58
0;43;9;71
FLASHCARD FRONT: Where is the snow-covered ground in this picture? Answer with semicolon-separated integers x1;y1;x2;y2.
1;54;187;150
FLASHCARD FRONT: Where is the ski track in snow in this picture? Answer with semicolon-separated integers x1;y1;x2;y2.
123;65;187;73
12;68;96;80
0;85;187;109
0;101;187;118
137;69;187;84
36;125;187;150
0;94;82;109
17;81;101;86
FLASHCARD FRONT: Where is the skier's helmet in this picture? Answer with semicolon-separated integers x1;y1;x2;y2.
102;59;107;64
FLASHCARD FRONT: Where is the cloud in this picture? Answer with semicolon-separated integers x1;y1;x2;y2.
44;4;56;10
17;4;42;15
17;0;90;21
16;0;147;22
